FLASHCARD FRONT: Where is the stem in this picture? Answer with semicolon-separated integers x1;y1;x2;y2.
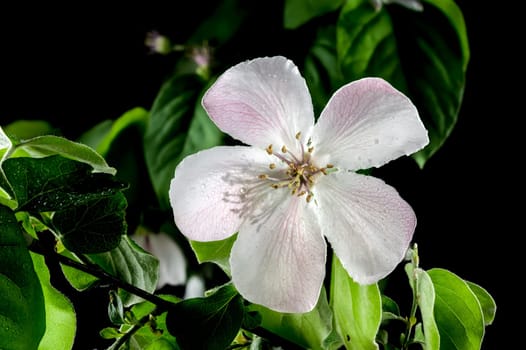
29;243;175;310
110;309;161;350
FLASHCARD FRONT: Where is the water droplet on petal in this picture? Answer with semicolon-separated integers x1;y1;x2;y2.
239;187;247;194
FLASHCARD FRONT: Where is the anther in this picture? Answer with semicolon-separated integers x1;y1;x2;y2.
326;164;334;168
258;174;268;180
281;145;287;153
269;163;276;170
298;190;306;197
266;144;273;155
295;131;301;140
308;146;314;153
306;194;313;203
320;168;328;175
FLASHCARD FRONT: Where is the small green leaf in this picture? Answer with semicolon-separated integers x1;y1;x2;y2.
190;234;237;275
60;250;99;291
0;205;45;350
166;283;244;350
30;252;76;350
14;135;116;174
1;126;13;159
414;268;440;350
88;235;160;307
330;254;381;350
250;287;341;350
284;0;345;29
428;268;485;350
144;74;224;209
108;290;126;325
466;281;496;326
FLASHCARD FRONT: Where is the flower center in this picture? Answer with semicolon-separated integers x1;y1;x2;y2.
259;131;334;203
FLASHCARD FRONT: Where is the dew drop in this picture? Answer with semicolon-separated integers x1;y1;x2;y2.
239;187;247;194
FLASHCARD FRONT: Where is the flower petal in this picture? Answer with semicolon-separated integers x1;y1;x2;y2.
312;78;428;170
132;232;187;289
230;195;326;313
202;56;315;154
314;171;416;284
169;146;279;241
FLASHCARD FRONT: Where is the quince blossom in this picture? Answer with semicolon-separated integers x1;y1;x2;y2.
169;56;428;313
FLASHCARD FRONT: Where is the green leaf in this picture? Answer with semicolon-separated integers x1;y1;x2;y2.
60;250;99;291
466;281;496;326
2;155;127;213
0;205;45;350
52;191;127;254
78;107;148;157
14;135;116;174
250;287;341;350
88;235;160;307
428;268;485;350
337;0;469;167
284;0;345;29
30;252;76;350
414;268;440;350
3;120;55;141
1;126;13;159
330;254;381;350
166;283;244;350
144;74;223;209
189;234;237;275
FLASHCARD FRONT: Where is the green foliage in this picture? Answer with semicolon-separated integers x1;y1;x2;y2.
190;234;237;275
30;252;76;350
428;268;486;350
336;0;469;167
166;283;244;350
330;255;381;350
284;0;345;29
88;236;160;307
251;287;341;349
144;75;223;209
0;205;45;350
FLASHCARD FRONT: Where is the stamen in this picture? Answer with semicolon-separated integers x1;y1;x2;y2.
295;131;301;140
281;145;287;153
266;144;273;155
258;174;268;180
306;194;313;203
308;146;314;153
269;163;276;169
320;168;328;175
326;164;334;168
298;190;306;196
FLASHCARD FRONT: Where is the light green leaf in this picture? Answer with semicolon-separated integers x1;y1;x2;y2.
284;0;345;29
78;107;149;157
466;281;496;326
30;252;76;350
144;74;223;209
414;268;440;350
14;135;116;174
2;120;54;141
88;235;159;307
337;0;469;167
428;268;485;350
166;283;244;350
0;126;12;159
60;250;99;291
250;287;341;350
190;234;237;275
0;205;45;350
330;254;381;350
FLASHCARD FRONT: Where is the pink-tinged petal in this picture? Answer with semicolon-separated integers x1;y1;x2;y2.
230;194;326;313
170;146;281;242
132;232;187;289
314;171;416;284
203;56;315;154
312;78;428;170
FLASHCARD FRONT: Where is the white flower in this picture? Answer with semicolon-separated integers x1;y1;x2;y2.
169;56;428;313
132;231;187;289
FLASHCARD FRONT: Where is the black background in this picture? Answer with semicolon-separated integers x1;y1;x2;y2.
0;1;518;349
